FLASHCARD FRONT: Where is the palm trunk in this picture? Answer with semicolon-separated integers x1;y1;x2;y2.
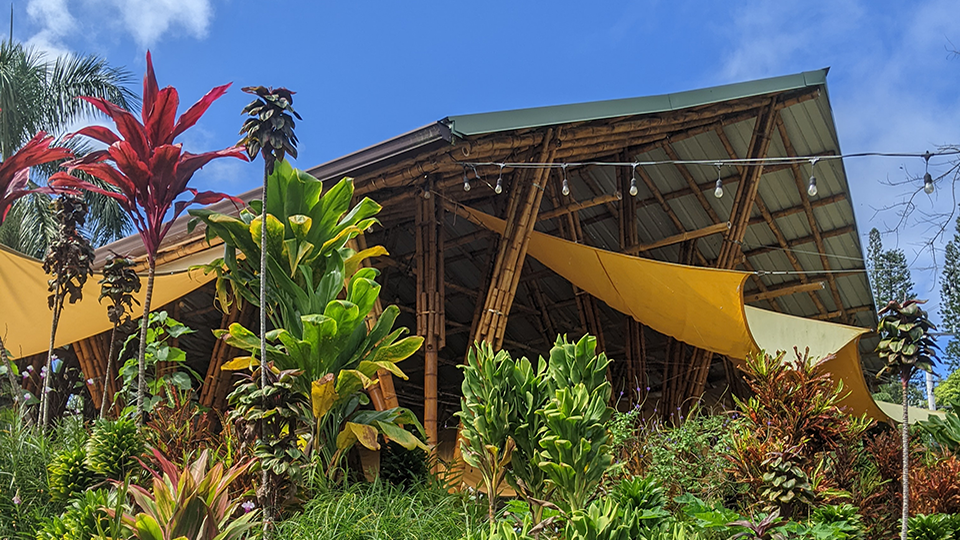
0;334;22;415
259;166;272;538
135;258;156;425
99;323;119;419
41;289;62;429
901;367;910;540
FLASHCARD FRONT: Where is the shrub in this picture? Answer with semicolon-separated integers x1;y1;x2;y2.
910;452;960;515
379;440;429;489
907;513;958;540
274;480;486;540
0;411;60;539
85;417;143;480
36;488;120;540
47;447;97;502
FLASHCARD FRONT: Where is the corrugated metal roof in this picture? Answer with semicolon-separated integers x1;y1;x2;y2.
444;69;829;137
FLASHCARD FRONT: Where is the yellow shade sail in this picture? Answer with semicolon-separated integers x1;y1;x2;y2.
461;205;891;423
0;244;217;359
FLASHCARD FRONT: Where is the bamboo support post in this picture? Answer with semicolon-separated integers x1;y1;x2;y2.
618;153;646;403
416;174;445;447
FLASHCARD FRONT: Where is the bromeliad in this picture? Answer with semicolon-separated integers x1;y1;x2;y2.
49;51;248;422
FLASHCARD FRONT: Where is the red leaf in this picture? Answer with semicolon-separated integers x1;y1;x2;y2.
145;87;179;146
71;125;120;146
79;97;149;160
177;146;248;184
142;50;159;126
171;82;231;141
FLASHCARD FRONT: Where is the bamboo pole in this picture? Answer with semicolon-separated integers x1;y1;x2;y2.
416;174;445;447
744;281;825;303
625;222;730;255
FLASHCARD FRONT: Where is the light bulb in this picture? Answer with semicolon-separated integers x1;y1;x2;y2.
629;177;638;197
807;175;818;197
562;178;570;196
714;179;723;198
494;178;502;194
924;172;934;194
421;189;431;199
463;171;471;192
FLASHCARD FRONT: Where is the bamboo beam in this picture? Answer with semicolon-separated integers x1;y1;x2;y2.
473;129;559;349
812;304;873;321
537;193;621;221
747;193;846;226
199;302;243;409
626;222;730;255
776;115;848;320
744;281;825;303
743;225;856;258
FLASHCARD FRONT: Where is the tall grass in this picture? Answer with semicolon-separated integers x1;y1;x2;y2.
276;480;487;540
0;409;85;539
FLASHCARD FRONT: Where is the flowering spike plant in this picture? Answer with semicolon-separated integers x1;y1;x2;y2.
49;51;248;422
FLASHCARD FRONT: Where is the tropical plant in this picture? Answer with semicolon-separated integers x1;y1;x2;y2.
725;349;872;517
876;299;939;540
40;195;95;428
116;310;197;414
97;255;141;418
227;364;308;510
906;514;958;540
909;452;960;515
538;335;613;515
85;417;143;481
36;488;121;540
810;504;864;540
237;83;301;531
194;160;425;475
729;510;784;540
504;352;553;526
0;41;136;255
917;397;960;452
611;476;670;531
49;51;247;423
380;440;430;489
113;448;259;540
0;408;61;539
564;498;633;540
457;342;517;528
47;446;97;502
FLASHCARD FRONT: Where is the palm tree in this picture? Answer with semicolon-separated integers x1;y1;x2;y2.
0;41;137;256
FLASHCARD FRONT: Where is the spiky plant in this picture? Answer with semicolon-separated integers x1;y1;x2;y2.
876;299;939;540
39;194;94;427
97;255;140;418
37;488;119;540
48;447;97;502
238;85;300;534
85;417;143;480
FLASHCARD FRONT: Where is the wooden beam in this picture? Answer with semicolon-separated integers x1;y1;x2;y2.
415;174;445;447
744;281;825;303
626;222;730;255
747;193;846;226
743;225;856;258
776;115;848;320
537;193;621;221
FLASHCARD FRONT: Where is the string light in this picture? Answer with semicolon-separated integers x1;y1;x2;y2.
713;163;723;199
561;164;570;196
923;151;934;194
807;158;818;197
494;164;503;194
629;164;639;197
462;168;471;192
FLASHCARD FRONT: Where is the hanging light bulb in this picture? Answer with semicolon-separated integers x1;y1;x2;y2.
462;168;471;192
561;165;570;196
923;151;934;194
807;158;818;197
629;164;639;196
494;165;503;194
713;163;723;198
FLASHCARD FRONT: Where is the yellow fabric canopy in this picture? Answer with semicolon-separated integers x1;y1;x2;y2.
0;244;216;359
462;206;891;423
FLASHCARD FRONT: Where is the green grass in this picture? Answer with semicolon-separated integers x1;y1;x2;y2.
276;480;487;540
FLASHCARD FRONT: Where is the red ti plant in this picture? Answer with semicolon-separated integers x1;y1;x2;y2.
50;52;247;423
0;131;73;415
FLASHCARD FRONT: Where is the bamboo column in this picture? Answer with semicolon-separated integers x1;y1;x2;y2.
472;128;558;349
353;234;398;411
416;174;445;446
199;300;255;410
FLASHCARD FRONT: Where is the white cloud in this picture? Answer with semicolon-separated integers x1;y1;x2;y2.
91;0;212;48
24;0;213;51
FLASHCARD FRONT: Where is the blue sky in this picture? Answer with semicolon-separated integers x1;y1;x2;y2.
13;0;960;321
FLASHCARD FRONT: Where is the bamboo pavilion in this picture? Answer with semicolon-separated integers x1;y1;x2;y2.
1;68;903;454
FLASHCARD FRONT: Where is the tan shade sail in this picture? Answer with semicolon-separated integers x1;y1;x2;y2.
461;205;891;423
0;244;216;359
